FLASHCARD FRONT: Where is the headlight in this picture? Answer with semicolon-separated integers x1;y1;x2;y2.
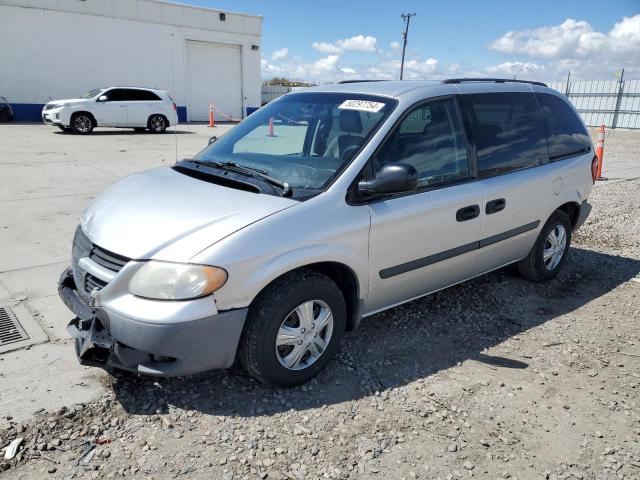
128;261;227;300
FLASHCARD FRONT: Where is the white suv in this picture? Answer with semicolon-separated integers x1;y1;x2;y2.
42;87;178;134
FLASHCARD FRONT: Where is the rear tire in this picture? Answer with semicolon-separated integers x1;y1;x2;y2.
147;114;167;133
238;269;346;387
517;210;572;282
70;113;94;134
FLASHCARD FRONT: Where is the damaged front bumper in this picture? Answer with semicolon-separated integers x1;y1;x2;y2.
58;268;248;377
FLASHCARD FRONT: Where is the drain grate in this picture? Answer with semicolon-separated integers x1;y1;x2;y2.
0;306;29;346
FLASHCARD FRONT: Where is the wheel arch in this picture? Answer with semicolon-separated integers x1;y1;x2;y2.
249;261;363;332
71;110;97;127
556;201;581;229
148;113;169;127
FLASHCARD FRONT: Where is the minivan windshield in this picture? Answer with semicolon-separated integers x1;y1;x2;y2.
193;92;397;192
81;88;104;99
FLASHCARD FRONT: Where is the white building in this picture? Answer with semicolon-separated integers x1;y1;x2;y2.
0;0;263;122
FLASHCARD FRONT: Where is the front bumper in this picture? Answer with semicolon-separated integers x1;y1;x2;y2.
58;268;247;377
42;110;63;125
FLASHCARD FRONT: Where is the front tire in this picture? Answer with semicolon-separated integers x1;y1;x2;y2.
70;113;94;134
148;114;167;133
238;269;346;387
517;210;572;282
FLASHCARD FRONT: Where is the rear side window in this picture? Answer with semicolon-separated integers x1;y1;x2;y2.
127;89;162;101
535;93;591;160
462;92;548;178
374;98;470;188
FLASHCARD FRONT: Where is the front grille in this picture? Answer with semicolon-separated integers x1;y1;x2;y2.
85;273;107;293
89;245;129;273
72;227;131;298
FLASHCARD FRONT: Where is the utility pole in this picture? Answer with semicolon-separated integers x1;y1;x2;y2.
400;12;416;80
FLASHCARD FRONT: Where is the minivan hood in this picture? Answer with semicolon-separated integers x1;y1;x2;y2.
81;167;298;262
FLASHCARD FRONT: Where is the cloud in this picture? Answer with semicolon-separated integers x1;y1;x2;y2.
336;34;378;52
312;34;378;55
489;15;640;65
312;42;343;54
340;67;356;74
390;41;401;50
271;47;288;61
485;61;545;77
313;54;341;72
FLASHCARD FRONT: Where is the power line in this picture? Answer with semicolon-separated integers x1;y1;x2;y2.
400;12;416;81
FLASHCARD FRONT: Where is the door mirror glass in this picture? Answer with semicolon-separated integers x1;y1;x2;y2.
358;163;418;196
97;95;107;102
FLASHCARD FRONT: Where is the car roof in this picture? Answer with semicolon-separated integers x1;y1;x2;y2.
107;86;166;92
299;79;558;100
303;80;439;98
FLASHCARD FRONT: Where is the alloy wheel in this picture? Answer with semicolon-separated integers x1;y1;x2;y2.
74;115;92;133
150;115;165;132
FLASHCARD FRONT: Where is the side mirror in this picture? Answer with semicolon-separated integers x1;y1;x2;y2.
97;95;108;102
358;163;418;196
208;136;217;145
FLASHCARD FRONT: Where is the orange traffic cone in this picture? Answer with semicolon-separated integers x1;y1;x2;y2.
595;124;607;181
209;103;215;128
267;117;276;137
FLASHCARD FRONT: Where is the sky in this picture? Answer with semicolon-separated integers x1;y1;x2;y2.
179;0;640;83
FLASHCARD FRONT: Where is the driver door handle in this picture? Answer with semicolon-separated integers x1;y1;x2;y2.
456;205;480;222
486;198;506;214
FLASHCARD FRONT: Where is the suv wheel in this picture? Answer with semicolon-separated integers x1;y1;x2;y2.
238;269;346;387
148;114;167;133
71;113;94;134
517;210;572;282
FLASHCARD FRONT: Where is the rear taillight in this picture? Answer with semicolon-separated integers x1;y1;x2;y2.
172;102;177;111
591;155;598;184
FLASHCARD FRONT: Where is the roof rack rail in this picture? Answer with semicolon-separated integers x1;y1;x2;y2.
441;78;547;87
337;80;388;84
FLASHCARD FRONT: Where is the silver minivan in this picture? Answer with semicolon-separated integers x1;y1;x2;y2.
59;79;596;387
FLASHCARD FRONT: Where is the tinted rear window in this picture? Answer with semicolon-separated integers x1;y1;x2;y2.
127;89;161;101
462;92;548;178
535;93;591;160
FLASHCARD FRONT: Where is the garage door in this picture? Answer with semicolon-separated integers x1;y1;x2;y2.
186;41;242;121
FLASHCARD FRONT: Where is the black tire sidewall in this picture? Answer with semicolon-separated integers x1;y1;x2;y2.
242;271;346;387
533;212;572;280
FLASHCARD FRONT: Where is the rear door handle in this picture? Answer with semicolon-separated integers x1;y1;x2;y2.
456;205;480;222
486;198;506;214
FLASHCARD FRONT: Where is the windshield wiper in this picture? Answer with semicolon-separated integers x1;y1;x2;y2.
185;159;292;197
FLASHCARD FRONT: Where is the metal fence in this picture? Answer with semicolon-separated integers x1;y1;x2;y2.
547;79;640;129
261;85;312;105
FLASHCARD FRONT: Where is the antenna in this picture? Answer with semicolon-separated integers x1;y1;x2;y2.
400;12;416;80
170;32;178;163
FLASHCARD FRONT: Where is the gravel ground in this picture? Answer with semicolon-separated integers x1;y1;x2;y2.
2;156;640;479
